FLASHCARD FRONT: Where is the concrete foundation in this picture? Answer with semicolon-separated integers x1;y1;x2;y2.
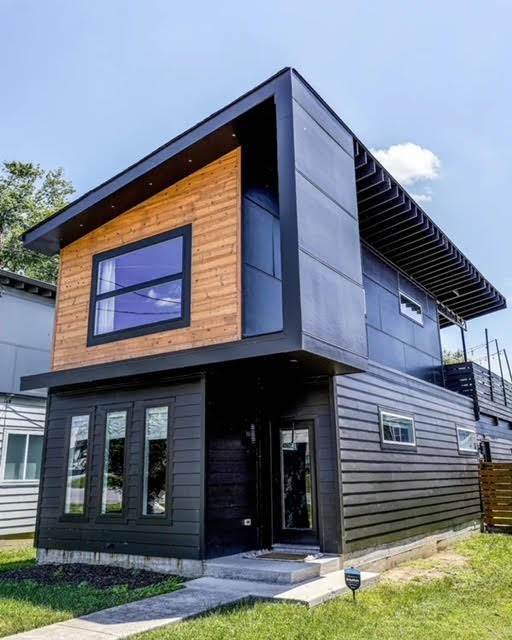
343;522;479;573
36;548;205;579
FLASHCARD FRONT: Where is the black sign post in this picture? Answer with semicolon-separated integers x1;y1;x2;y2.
344;567;361;602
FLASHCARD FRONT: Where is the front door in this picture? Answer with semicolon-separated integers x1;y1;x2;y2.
272;420;318;546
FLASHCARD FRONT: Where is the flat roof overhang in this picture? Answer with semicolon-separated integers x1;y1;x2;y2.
354;140;506;327
21;67;506;330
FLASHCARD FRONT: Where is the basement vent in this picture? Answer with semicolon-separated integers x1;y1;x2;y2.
399;292;423;325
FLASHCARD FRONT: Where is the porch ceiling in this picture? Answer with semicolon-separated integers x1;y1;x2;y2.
354;140;506;328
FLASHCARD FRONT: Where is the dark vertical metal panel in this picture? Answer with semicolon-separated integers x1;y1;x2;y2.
275;74;302;344
363;245;443;384
290;78;367;372
336;362;480;552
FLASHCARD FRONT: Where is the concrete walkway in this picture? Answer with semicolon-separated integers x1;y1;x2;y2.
2;569;379;640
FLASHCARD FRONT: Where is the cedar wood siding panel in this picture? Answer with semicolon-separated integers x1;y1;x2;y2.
0;397;46;536
336;363;480;552
52;149;241;371
36;378;205;559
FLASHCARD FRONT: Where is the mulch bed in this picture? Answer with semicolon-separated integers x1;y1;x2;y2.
0;563;182;589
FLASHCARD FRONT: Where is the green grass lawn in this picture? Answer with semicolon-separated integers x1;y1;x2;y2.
133;534;512;640
0;546;182;638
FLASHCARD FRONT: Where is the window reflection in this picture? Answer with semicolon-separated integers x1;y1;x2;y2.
102;411;126;514
280;427;313;530
65;416;89;514
143;407;168;516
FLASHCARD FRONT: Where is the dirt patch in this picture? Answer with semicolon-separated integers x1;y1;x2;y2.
381;550;468;584
0;563;182;589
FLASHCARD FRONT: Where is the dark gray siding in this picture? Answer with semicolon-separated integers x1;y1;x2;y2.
0;287;54;396
291;75;368;372
477;413;512;461
336;362;479;552
36;377;205;559
362;245;442;385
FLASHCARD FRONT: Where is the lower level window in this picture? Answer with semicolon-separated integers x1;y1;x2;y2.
143;406;169;516
380;411;416;446
3;433;43;481
457;427;477;453
65;415;90;514
102;410;127;514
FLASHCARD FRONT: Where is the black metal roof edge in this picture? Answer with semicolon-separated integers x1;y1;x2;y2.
22;66;293;248
0;268;56;299
352;141;506;307
289;69;506;311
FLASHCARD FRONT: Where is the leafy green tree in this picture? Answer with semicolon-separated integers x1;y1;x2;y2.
0;161;74;283
443;348;466;364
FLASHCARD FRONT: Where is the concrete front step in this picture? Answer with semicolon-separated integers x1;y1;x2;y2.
204;552;342;585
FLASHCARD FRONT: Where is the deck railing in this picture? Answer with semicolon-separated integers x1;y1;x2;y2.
444;361;512;421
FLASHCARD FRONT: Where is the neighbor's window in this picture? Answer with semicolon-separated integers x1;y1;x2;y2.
90;225;191;344
399;292;423;325
380;411;416;446
143;406;169;516
457;427;477;453
64;415;90;515
3;433;43;481
101;410;127;515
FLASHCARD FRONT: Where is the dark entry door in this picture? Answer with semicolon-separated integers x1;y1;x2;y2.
272;420;318;546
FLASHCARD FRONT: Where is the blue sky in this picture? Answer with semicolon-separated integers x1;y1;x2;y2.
1;0;510;370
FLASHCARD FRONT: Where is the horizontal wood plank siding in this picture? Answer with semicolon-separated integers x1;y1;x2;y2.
52;149;241;371
0;396;46;536
336;363;480;552
36;378;205;559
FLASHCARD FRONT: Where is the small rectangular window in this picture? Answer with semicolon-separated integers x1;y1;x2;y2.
89;225;191;345
143;406;169;516
457;427;477;453
102;410;127;514
3;433;43;481
65;415;90;514
399;292;423;325
380;411;416;446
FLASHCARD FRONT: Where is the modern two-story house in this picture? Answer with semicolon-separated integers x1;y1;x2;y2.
20;68;509;573
0;270;55;537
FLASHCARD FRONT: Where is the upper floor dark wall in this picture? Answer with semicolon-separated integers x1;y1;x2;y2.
362;245;442;385
0;286;54;395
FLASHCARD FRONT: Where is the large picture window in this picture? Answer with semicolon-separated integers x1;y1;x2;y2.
3;433;43;481
64;415;90;515
88;225;191;345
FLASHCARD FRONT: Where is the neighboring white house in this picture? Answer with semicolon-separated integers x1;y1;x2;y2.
0;270;55;537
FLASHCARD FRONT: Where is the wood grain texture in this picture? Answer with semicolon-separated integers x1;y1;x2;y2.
52;149;241;371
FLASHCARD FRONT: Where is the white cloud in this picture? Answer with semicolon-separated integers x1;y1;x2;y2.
411;193;432;203
370;143;441;186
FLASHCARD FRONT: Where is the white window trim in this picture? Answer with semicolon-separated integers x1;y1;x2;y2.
398;291;424;326
0;428;44;484
456;426;478;453
380;410;417;447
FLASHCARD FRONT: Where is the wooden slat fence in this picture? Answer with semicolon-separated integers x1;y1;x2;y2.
480;462;512;531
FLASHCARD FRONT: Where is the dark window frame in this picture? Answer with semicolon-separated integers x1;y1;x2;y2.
136;398;175;525
96;403;132;523
60;409;94;523
87;224;192;346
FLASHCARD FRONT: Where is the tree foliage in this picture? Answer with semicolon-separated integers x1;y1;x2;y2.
0;161;74;283
442;348;465;364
